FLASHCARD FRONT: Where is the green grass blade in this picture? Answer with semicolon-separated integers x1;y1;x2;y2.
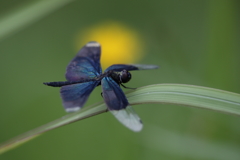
127;84;240;115
0;84;240;154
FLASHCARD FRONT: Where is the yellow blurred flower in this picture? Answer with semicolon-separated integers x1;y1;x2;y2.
75;21;144;69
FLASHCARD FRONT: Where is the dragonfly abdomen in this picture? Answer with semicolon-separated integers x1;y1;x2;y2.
43;79;97;87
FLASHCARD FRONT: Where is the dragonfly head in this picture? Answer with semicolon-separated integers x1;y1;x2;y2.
119;70;131;83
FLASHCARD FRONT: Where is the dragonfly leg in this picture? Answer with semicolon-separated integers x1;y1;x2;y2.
120;84;137;90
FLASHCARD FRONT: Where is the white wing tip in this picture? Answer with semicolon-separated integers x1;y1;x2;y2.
86;41;100;47
65;107;81;112
111;106;143;132
133;64;159;69
130;121;143;132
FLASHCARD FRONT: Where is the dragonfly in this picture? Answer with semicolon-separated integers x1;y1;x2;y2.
44;41;158;132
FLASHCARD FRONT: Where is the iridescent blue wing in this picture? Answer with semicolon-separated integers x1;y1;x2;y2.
105;64;158;72
65;41;102;81
101;77;142;132
61;41;101;112
60;81;99;112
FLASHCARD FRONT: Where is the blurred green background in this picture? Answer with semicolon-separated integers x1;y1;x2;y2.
0;0;240;160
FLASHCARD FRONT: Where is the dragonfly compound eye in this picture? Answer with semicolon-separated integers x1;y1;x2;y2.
120;70;131;83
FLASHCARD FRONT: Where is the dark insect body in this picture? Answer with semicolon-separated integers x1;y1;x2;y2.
44;41;158;132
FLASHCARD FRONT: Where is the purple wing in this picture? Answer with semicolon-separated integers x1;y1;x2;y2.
105;64;158;72
60;81;99;112
101;77;143;132
65;41;102;81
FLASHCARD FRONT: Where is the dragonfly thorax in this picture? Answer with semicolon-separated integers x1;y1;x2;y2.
108;69;132;84
119;69;131;83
